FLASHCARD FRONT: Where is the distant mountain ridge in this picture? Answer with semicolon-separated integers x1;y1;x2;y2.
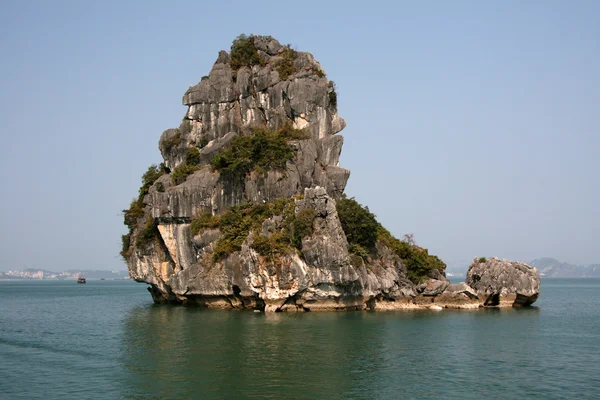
0;269;130;280
529;258;600;278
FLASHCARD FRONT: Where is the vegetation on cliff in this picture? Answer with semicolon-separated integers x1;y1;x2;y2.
274;47;298;80
229;34;300;81
121;164;165;260
230;34;266;72
336;197;446;283
211;122;310;180
189;196;316;262
123;34;451;309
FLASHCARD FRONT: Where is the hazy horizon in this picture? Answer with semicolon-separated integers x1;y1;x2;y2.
1;1;598;272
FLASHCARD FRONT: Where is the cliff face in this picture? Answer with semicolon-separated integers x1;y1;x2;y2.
122;35;538;310
150;37;347;219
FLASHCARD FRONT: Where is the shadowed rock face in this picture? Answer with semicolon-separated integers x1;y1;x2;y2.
466;258;541;307
124;35;539;311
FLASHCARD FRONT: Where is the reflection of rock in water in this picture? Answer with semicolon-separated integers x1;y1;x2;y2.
120;304;544;398
120;306;393;398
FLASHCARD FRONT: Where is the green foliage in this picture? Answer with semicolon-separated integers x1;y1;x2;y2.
120;164;166;259
162;131;181;152
403;247;446;284
197;136;210;149
478;257;487;263
188;197;318;262
291;208;317;249
159;162;170;174
185;147;201;166
272;196;297;217
201;75;209;81
190;211;221;236
251;232;292;262
312;67;325;78
211;203;257;260
349;243;370;260
336;196;445;284
171;163;200;185
120;233;131;261
123;199;145;230
274;47;298;80
251;234;272;255
180;119;192;135
199;198;298;261
336;197;379;250
135;216;159;247
377;226;446;284
211;123;310;180
328;81;337;108
230;34;265;72
349;254;365;268
139;164;163;199
155;181;165;192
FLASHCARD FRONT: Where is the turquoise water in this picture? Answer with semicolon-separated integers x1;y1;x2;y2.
1;279;599;399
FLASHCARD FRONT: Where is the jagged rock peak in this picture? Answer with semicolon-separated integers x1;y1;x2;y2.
150;34;349;217
168;34;343;171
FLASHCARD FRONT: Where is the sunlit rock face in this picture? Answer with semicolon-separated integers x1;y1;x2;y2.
124;35;537;311
151;36;348;220
466;257;541;307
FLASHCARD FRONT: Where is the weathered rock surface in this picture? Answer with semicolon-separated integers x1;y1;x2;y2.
124;35;540;311
466;257;541;307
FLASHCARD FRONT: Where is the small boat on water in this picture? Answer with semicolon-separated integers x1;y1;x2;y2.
77;276;86;284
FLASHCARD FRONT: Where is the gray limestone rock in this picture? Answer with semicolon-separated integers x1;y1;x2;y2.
466;257;541;307
124;35;534;312
417;279;450;296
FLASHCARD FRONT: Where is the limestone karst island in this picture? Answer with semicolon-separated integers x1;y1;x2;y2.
121;35;540;311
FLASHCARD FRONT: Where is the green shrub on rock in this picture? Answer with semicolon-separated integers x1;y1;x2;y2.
190;211;221;236
328;81;338;108
274;47;298;80
171;163;199;185
188;198;305;262
197;136;210;149
211;123;310;180
120;164;166;260
185;147;200;166
135;216;159;247
162;131;181;152
336;196;446;284
336;197;379;250
120;233;131;260
377;226;446;284
251;232;292;262
292;208;317;249
230;34;265;72
123;199;145;231
348;243;370;260
180;119;192;135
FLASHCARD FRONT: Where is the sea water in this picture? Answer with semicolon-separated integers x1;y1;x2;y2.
1;278;599;399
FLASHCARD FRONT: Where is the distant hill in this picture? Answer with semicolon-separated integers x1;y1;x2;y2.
0;269;130;280
529;258;600;278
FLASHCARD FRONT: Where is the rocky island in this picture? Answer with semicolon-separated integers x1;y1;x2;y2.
121;35;540;311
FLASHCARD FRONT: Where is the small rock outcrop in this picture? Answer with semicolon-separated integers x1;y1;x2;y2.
121;35;540;311
466;257;541;307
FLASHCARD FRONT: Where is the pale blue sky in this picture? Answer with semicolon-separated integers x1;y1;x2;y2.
1;0;598;272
